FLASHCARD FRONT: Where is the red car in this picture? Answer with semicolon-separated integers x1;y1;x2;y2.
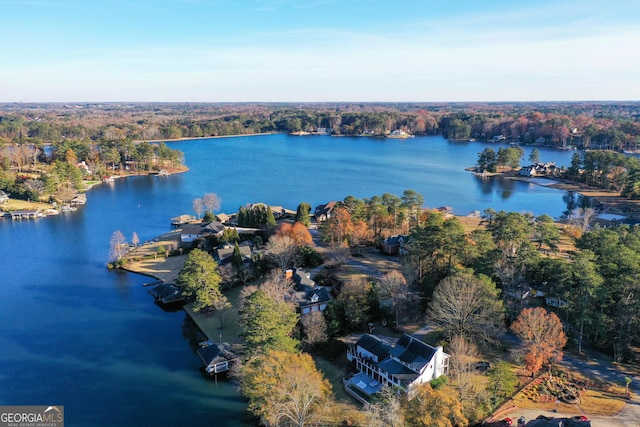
572;415;590;422
502;418;513;426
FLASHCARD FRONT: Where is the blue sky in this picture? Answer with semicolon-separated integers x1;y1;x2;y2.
1;0;639;102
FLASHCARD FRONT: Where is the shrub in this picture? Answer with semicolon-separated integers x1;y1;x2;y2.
430;375;448;389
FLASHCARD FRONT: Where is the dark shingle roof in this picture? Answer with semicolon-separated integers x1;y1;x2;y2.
299;287;330;307
389;334;437;371
356;334;392;361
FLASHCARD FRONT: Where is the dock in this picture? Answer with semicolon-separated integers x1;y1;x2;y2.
3;209;41;220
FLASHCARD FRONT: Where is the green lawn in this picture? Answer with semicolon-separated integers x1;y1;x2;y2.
185;284;245;343
313;356;357;404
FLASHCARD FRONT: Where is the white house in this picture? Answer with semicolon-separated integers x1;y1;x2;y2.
346;333;449;394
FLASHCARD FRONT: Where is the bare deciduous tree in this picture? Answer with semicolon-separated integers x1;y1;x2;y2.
325;244;350;268
261;268;295;307
109;230;128;262
377;270;409;327
449;335;480;403
192;197;204;218
569;207;597;232
202;192;221;213
366;385;404;427
301;311;328;349
428;273;504;345
131;231;140;247
266;235;298;271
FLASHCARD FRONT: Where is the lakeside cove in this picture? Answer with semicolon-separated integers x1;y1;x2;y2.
5;133;640;426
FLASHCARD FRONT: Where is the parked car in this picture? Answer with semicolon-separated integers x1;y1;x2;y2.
475;361;491;371
571;415;590;422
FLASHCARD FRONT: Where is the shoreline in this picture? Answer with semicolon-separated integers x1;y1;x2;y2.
1;167;188;219
466;166;640;217
137;131;282;144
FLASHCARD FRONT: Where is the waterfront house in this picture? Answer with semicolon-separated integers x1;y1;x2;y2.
346;333;449;396
519;162;558;177
0;190;8;203
314;201;337;222
381;235;410;256
179;221;225;243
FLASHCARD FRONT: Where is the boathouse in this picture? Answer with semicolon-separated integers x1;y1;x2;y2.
197;341;239;374
5;209;41;220
147;283;185;305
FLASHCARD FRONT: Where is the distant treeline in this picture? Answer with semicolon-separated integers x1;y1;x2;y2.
1;102;639;150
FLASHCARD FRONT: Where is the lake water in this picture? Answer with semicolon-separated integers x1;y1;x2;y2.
0;134;580;426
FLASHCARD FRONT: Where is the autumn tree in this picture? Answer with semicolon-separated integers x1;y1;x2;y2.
350;219;370;255
403;383;468;427
511;307;567;375
277;222;313;247
176;248;226;312
239;350;332;427
428;273;505;345
319;206;353;246
240;289;299;356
